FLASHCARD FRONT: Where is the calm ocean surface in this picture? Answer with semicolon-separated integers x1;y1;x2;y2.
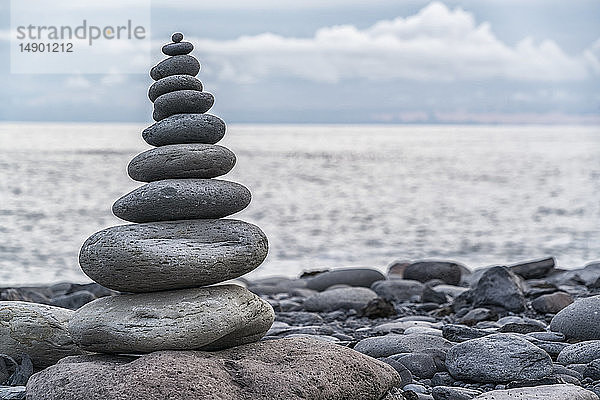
0;123;599;285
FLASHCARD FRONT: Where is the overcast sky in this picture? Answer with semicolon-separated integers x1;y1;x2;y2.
1;0;599;123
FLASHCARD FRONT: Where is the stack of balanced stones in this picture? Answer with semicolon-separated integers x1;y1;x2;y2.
67;33;274;353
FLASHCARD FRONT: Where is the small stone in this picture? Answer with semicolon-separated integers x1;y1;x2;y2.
148;75;203;102
142;114;226;146
360;298;397;319
431;372;455;387
458;308;495;326
354;334;453;358
162;41;194;56
527;331;565;341
171;32;183;43
471;266;526;312
128;144;235;182
584;359;600;380
303;287;378;312
441;324;492;342
150;55;200;80
421;286;448;304
153;90;214;121
392;353;438;378
532;292;573;314
69;285;274;353
403;261;463;285
509;257;556;279
474;384;598;400
304;268;385;291
550;295;600;340
371;280;424;303
378;358;413;387
50;290;96;310
557;341;600;364
431;386;480;400
112;179;250;223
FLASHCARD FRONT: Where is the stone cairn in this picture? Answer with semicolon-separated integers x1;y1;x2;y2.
67;33;274;354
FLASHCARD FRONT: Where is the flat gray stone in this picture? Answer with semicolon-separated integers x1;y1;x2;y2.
557;341;600;364
79;219;268;292
68;285;274;353
431;386;480;400
354;334;453;358
26;337;400;400
148;75;203;102
474;384;598;399
0;302;84;368
150;55;200;80
162;41;193;56
403;261;463;285
127;144;235;182
143;114;226;146
112;179;250;223
550;296;600;340
153;90;214;121
303;287;377;312
304;268;385;291
446;333;553;383
371;279;424;302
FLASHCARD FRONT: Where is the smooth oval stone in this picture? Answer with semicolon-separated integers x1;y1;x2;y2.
171;32;183;43
150;55;200;80
148;75;203;102
127;144;235;182
550;295;600;340
79;219;268;292
68;285;274;353
112;179;250;223
0;302;84;368
143;114;226;146
153;90;214;121
162;41;194;56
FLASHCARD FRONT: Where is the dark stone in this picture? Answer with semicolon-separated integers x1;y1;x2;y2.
441;325;492;343
584;359;600;380
150;55;200;80
360;298;397;319
505;376;561;389
50;291;96;310
153;90;214;121
354;334;453;358
509;257;556;279
6;355;32;386
143;114;226;146
371;280;424;303
431;372;455;387
162;42;194;56
403;261;463;285
421;286;448;304
171;32;183;43
498;322;545;334
431;386;480;400
0;386;25;400
458;308;495;326
303;287;378;312
532;292;573;315
112;179;251;223
471;266;526;312
304;268;385;291
0;355;17;384
378;358;413;387
148;75;203;102
392;353;438;379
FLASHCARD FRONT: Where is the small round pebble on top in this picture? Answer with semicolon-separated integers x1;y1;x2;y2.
172;32;183;43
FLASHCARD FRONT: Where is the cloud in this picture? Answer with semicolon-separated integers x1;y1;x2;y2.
185;2;599;84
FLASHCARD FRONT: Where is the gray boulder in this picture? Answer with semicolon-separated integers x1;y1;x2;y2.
148;75;203;102
303;287;377;312
474;384;598;399
69;285;274;353
403;261;463;285
550;295;600;340
79;219;268;292
26;337;400;400
153;90;214;121
471;266;526;312
371;280;424;303
557;341;600;364
0;302;84;368
446;333;553;383
304;268;385;291
150;55;200;80
354;334;453;358
112;179;251;223
142;114;226;146
128;144;235;182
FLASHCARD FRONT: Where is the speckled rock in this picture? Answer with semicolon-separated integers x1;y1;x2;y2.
79;219;268;292
403;261;463;285
112;179;250;223
150;55;200;80
550;296;600;340
162;41;194;56
304;268;385;291
0;302;84;368
26;337;400;400
142;114;226;146
446;333;553;383
68;285;274;353
153;90;214;121
557;341;600;364
148;75;203;102
354;334;453;358
127;144;235;182
474;384;598;399
303;287;377;312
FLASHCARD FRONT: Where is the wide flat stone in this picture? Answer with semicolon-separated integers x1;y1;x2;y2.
303;287;377;312
162;41;194;56
304;268;385;291
127;144;235;182
153;90;214;121
79;219;268;292
148;75;203;102
354;333;453;358
68;285;274;353
0;302;84;368
557;341;600;364
26;337;400;400
550;296;600;340
142;114;226;146
150;55;200;80
403;261;463;285
112;179;251;223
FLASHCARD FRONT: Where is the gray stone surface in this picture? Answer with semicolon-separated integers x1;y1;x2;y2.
431;386;480;400
0;302;84;368
79;219;268;292
471;266;526;312
153;90;214;121
550;296;600;340
403;261;463;285
371;279;424;302
557;341;600;365
143;114;226;146
171;32;183;42
509;257;555;279
392;353;438;378
26;337;400;400
148;75;203;102
69;285;274;353
303;287;377;312
128;144;235;182
474;384;598;399
304;268;385;291
0;386;25;400
112;179;251;223
354;334;453;358
162;41;194;56
445;333;553;383
150;55;200;80
531;292;573;314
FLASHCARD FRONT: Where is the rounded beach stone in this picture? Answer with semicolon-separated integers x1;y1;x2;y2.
304;268;385;291
532;291;573;314
150;55;200;80
445;333;553;383
26;338;400;400
143;114;226;146
127;144;235;182
68;285;274;353
557;341;600;364
148;75;203;102
303;287;377;312
171;32;183;43
354;333;453;358
550;295;600;340
403;261;463;285
79;219;268;292
153;90;214;121
112;179;250;223
162;41;194;56
0;302;84;368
